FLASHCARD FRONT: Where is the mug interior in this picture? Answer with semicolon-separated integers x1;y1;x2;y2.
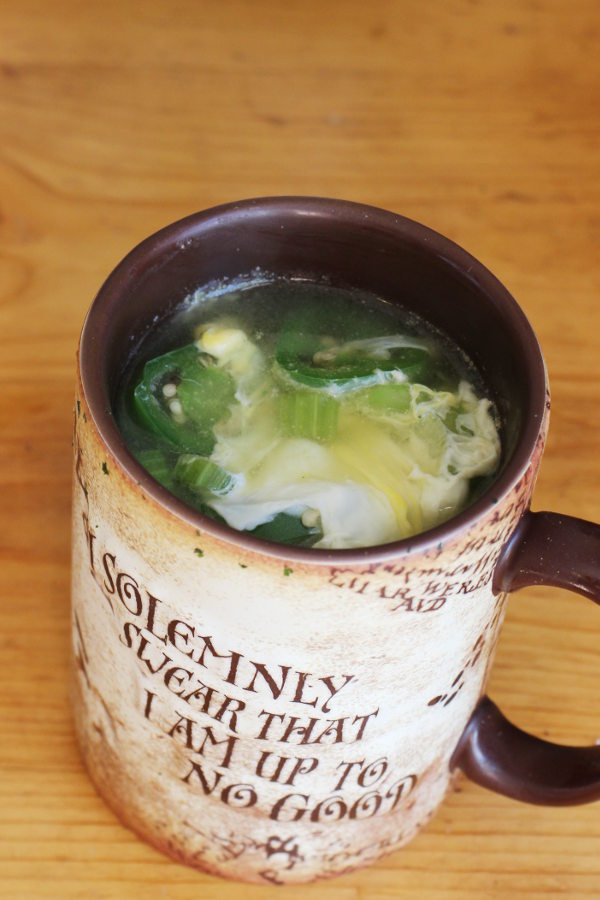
80;197;547;561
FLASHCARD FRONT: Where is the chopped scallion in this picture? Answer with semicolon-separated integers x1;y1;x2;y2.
361;383;411;413
278;391;340;442
174;454;237;496
135;449;175;489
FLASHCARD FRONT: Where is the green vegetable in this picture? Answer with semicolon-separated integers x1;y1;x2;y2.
135;448;175;489
174;454;237;495
249;512;323;547
278;391;340;442
132;344;236;453
275;303;430;390
360;383;411;413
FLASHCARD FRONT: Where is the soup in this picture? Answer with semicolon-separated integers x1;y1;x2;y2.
115;277;501;549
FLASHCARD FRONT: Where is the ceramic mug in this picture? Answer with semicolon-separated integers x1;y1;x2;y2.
71;198;600;885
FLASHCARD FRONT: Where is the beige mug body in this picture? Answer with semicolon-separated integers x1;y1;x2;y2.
72;198;600;884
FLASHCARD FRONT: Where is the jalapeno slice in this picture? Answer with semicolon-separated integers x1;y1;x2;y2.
275;304;430;390
132;343;236;454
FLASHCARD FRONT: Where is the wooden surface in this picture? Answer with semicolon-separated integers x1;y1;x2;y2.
1;0;599;896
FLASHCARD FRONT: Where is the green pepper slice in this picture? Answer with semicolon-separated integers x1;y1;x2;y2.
132;343;236;454
275;303;430;390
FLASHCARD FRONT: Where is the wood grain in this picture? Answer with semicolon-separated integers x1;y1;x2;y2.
1;0;599;896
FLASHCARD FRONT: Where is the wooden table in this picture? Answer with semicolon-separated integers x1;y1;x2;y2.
2;1;599;896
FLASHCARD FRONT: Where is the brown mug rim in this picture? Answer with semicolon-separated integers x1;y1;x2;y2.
79;196;547;565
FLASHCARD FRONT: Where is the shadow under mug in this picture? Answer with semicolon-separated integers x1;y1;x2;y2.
72;197;600;884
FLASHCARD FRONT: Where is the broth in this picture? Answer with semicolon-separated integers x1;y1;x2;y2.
115;277;501;549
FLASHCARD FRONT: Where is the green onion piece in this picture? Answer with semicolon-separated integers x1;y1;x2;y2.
135;449;175;489
278;391;340;442
174;454;237;496
249;512;322;547
361;383;411;413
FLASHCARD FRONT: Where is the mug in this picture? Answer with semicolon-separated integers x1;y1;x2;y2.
71;197;600;885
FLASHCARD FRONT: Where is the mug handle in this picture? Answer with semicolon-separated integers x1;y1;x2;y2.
450;510;600;805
